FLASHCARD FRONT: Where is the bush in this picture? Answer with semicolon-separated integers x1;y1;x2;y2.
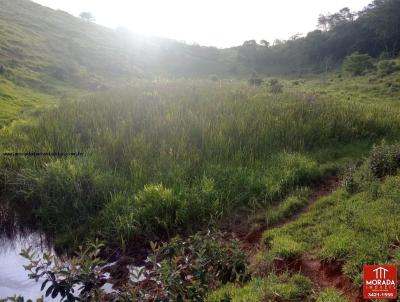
368;141;400;178
135;184;179;238
269;78;283;94
210;74;219;82
378;60;399;76
10;159;117;239
343;52;374;76
97;193;137;245
155;232;249;301
342;167;359;194
21;233;248;302
248;75;263;86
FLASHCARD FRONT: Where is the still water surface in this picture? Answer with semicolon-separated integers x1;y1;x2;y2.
0;232;54;301
0;200;54;301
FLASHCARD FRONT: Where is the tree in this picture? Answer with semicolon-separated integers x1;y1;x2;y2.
318;7;356;31
242;40;258;47
343;52;374;76
378;60;399;76
260;40;270;47
80;12;96;22
239;40;258;67
273;39;284;46
289;33;302;41
360;0;400;56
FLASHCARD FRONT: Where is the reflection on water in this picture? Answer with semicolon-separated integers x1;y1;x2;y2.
0;200;143;301
0;200;54;301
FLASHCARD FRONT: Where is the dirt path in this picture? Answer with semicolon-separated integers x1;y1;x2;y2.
232;177;364;302
297;255;363;301
231;176;340;255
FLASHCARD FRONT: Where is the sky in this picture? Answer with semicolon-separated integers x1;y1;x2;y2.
32;0;372;48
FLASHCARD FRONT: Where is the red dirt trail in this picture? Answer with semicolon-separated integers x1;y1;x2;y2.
233;177;365;302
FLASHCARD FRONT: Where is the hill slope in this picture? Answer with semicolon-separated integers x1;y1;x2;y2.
0;0;234;88
0;0;237;125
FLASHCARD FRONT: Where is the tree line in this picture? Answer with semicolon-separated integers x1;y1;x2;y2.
233;0;400;74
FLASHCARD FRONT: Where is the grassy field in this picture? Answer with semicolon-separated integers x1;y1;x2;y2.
2;75;400;251
1;56;400;301
0;78;56;127
3;1;400;301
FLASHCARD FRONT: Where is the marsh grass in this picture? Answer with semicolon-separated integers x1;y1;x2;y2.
2;80;400;248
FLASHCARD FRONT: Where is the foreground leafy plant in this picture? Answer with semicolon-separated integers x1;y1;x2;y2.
19;232;248;302
20;240;107;302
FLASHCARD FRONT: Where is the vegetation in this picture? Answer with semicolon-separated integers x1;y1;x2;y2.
342;52;374;76
235;0;400;73
1;0;400;301
377;59;400;76
265;188;311;226
4;79;400;249
19;232;248;302
207;273;313;302
315;289;349;302
261;143;400;285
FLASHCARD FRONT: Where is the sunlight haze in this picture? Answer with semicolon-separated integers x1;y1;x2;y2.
31;0;371;47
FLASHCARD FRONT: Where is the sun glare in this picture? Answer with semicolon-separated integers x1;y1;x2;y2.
33;0;371;47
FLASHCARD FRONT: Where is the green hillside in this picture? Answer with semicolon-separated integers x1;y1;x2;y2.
0;0;238;126
0;0;234;85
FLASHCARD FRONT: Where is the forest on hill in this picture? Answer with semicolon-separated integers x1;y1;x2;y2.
236;0;400;73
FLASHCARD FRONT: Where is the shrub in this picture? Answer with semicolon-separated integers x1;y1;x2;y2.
368;141;400;178
342;169;358;194
343;52;374;76
154;232;249;301
135;184;179;238
248;75;263;86
9;159;118;241
268;78;283;94
379;51;391;60
378;60;399;76
97;193;137;246
210;74;219;82
21;233;248;302
20;241;107;302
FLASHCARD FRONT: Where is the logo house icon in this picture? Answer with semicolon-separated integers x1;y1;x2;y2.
373;267;389;279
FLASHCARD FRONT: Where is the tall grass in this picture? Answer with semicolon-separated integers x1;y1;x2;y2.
1;80;399;248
